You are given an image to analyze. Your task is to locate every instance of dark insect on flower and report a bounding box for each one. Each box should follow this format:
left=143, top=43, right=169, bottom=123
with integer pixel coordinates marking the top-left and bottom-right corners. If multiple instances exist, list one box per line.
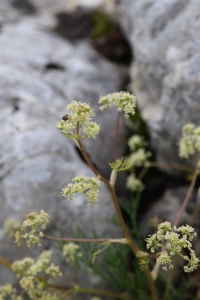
left=62, top=114, right=69, bottom=121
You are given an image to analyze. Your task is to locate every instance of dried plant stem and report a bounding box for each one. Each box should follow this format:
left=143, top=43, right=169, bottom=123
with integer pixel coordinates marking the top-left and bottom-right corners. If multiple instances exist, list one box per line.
left=114, top=111, right=120, bottom=164
left=174, top=160, right=200, bottom=227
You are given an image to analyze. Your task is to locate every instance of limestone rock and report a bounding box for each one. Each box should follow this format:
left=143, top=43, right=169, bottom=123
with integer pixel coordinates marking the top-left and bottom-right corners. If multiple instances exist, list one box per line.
left=118, top=0, right=200, bottom=168
left=139, top=186, right=199, bottom=236
left=0, top=16, right=127, bottom=284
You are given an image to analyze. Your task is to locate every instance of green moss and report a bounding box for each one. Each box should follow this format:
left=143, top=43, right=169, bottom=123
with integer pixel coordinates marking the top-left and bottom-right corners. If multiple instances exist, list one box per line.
left=90, top=11, right=115, bottom=39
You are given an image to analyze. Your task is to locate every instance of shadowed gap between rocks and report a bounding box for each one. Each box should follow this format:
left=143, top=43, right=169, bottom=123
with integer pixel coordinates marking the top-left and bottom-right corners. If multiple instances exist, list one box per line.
left=10, top=0, right=37, bottom=14
left=54, top=9, right=133, bottom=65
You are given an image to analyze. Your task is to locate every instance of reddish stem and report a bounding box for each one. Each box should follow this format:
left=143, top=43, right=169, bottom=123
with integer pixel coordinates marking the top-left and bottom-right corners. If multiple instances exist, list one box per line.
left=189, top=200, right=200, bottom=226
left=174, top=161, right=199, bottom=227
left=0, top=255, right=12, bottom=268
left=137, top=167, right=148, bottom=180
left=77, top=139, right=110, bottom=186
left=114, top=111, right=120, bottom=164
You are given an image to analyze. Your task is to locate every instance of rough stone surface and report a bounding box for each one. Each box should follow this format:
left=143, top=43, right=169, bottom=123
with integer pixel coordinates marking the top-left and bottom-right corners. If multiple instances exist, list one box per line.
left=139, top=186, right=200, bottom=236
left=118, top=0, right=200, bottom=168
left=0, top=13, right=127, bottom=285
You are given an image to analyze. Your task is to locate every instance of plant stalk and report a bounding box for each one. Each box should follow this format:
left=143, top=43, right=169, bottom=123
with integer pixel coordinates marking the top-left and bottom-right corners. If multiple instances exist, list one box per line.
left=77, top=139, right=110, bottom=186
left=43, top=235, right=126, bottom=243
left=145, top=267, right=157, bottom=300
left=189, top=200, right=200, bottom=226
left=109, top=185, right=139, bottom=253
left=77, top=119, right=157, bottom=299
left=0, top=255, right=12, bottom=268
left=114, top=111, right=120, bottom=164
left=174, top=160, right=200, bottom=227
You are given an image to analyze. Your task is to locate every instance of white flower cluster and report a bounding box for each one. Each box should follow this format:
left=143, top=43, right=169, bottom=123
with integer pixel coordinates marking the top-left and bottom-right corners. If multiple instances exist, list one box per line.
left=62, top=175, right=100, bottom=206
left=179, top=123, right=200, bottom=158
left=128, top=135, right=148, bottom=151
left=0, top=284, right=22, bottom=300
left=3, top=218, right=20, bottom=238
left=63, top=243, right=82, bottom=263
left=99, top=91, right=136, bottom=119
left=126, top=135, right=151, bottom=192
left=126, top=174, right=144, bottom=192
left=56, top=101, right=100, bottom=139
left=20, top=276, right=59, bottom=300
left=15, top=210, right=50, bottom=247
left=127, top=148, right=151, bottom=168
left=12, top=251, right=61, bottom=300
left=146, top=222, right=199, bottom=272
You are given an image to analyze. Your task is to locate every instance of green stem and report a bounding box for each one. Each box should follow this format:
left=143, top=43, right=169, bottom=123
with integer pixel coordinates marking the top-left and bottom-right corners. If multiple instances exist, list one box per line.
left=164, top=254, right=179, bottom=295
left=145, top=267, right=157, bottom=300
left=43, top=235, right=125, bottom=243
left=160, top=244, right=187, bottom=261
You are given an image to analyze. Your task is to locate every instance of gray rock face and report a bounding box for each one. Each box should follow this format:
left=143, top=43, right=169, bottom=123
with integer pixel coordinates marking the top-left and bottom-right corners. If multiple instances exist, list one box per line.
left=139, top=186, right=199, bottom=236
left=118, top=0, right=200, bottom=167
left=0, top=14, right=126, bottom=284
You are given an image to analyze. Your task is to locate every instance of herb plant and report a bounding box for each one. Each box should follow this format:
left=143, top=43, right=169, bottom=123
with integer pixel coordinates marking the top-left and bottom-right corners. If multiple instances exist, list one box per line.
left=0, top=92, right=200, bottom=300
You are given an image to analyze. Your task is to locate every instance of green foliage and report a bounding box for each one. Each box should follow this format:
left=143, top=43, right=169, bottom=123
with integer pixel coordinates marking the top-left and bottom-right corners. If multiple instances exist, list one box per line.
left=90, top=11, right=114, bottom=39
left=53, top=223, right=151, bottom=300
left=109, top=157, right=132, bottom=172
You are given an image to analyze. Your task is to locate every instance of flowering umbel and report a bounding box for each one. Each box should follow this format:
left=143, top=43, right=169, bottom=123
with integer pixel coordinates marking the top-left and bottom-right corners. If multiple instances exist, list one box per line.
left=0, top=284, right=22, bottom=300
left=62, top=175, right=100, bottom=206
left=99, top=91, right=136, bottom=119
left=146, top=222, right=199, bottom=272
left=12, top=251, right=61, bottom=300
left=128, top=135, right=148, bottom=151
left=15, top=210, right=50, bottom=247
left=63, top=243, right=82, bottom=262
left=126, top=174, right=144, bottom=192
left=179, top=123, right=200, bottom=158
left=56, top=101, right=100, bottom=139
